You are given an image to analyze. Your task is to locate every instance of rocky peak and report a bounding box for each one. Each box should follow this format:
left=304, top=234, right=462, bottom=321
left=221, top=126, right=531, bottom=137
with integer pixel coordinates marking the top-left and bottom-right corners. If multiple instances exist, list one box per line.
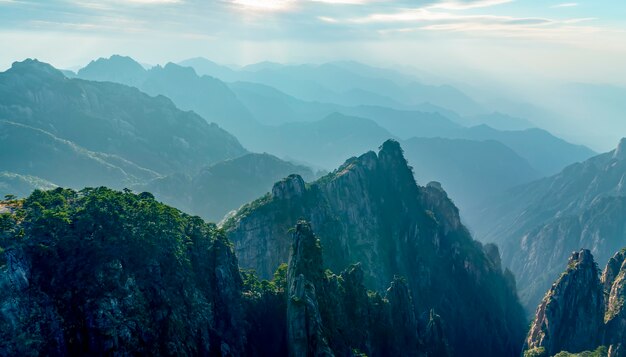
left=614, top=138, right=626, bottom=160
left=288, top=221, right=323, bottom=279
left=602, top=250, right=626, bottom=295
left=272, top=174, right=306, bottom=201
left=525, top=249, right=605, bottom=356
left=604, top=251, right=626, bottom=344
left=378, top=139, right=405, bottom=162
left=426, top=181, right=444, bottom=192
left=423, top=309, right=451, bottom=357
left=8, top=59, right=65, bottom=81
left=77, top=55, right=146, bottom=85
left=385, top=277, right=420, bottom=354
left=569, top=248, right=595, bottom=266
left=286, top=221, right=334, bottom=357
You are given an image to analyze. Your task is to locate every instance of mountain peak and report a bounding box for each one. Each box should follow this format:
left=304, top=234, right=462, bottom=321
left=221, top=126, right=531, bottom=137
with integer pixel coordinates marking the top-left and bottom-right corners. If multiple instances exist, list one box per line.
left=613, top=137, right=626, bottom=160
left=9, top=59, right=65, bottom=80
left=525, top=249, right=604, bottom=356
left=378, top=139, right=404, bottom=158
left=77, top=55, right=146, bottom=84
left=272, top=174, right=306, bottom=200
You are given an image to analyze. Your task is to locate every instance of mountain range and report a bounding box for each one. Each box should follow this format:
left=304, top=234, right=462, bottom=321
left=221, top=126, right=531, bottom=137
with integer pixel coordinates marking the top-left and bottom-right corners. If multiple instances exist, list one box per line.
left=1, top=141, right=527, bottom=356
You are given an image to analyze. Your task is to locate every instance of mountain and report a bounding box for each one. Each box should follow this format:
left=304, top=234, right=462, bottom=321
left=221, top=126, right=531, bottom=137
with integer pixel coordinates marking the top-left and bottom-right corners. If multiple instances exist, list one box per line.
left=0, top=187, right=454, bottom=356
left=224, top=140, right=527, bottom=356
left=524, top=249, right=626, bottom=356
left=284, top=221, right=451, bottom=356
left=0, top=59, right=247, bottom=177
left=0, top=187, right=248, bottom=356
left=251, top=112, right=395, bottom=169
left=0, top=120, right=158, bottom=190
left=0, top=172, right=56, bottom=198
left=460, top=125, right=595, bottom=176
left=472, top=139, right=626, bottom=311
left=462, top=112, right=535, bottom=131
left=78, top=55, right=258, bottom=140
left=141, top=153, right=315, bottom=222
left=228, top=81, right=340, bottom=125
left=402, top=137, right=540, bottom=211
left=230, top=80, right=593, bottom=177
left=178, top=57, right=239, bottom=82
left=182, top=58, right=485, bottom=115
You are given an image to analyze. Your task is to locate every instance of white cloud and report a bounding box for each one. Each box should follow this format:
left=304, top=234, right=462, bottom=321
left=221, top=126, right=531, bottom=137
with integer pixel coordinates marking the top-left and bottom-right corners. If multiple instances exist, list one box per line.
left=230, top=0, right=295, bottom=11
left=429, top=0, right=513, bottom=10
left=552, top=3, right=578, bottom=8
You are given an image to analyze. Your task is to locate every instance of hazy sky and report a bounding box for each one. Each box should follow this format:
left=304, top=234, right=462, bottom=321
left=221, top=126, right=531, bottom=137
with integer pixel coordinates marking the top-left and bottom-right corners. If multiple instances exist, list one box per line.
left=1, top=0, right=625, bottom=150
left=1, top=0, right=625, bottom=85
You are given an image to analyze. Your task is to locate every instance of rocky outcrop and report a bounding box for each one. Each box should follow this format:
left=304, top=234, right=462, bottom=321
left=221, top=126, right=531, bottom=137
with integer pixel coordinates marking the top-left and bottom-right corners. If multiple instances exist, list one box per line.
left=614, top=138, right=626, bottom=160
left=525, top=250, right=604, bottom=356
left=525, top=249, right=626, bottom=356
left=225, top=140, right=527, bottom=356
left=274, top=174, right=307, bottom=201
left=287, top=222, right=334, bottom=357
left=284, top=221, right=450, bottom=357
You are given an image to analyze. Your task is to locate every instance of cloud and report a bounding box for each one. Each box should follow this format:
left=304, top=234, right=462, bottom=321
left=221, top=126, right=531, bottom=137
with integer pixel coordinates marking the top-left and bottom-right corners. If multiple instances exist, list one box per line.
left=552, top=3, right=578, bottom=8
left=429, top=0, right=513, bottom=10
left=230, top=0, right=294, bottom=12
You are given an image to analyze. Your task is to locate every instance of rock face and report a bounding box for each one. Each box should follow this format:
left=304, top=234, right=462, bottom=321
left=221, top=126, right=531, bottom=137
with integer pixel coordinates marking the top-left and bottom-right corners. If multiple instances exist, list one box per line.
left=286, top=222, right=334, bottom=357
left=284, top=221, right=448, bottom=357
left=525, top=249, right=626, bottom=356
left=473, top=138, right=626, bottom=312
left=525, top=250, right=604, bottom=356
left=225, top=140, right=527, bottom=356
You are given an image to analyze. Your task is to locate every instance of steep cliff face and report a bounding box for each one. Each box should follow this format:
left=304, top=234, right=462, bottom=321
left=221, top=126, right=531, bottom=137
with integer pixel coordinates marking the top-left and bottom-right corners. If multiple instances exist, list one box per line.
left=525, top=250, right=604, bottom=356
left=283, top=221, right=448, bottom=357
left=286, top=222, right=334, bottom=357
left=225, top=140, right=527, bottom=356
left=525, top=249, right=626, bottom=357
left=604, top=251, right=626, bottom=348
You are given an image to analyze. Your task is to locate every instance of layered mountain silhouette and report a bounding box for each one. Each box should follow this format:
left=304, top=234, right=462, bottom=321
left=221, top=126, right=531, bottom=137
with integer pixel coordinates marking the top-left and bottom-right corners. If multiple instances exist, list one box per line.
left=78, top=55, right=258, bottom=139
left=0, top=59, right=246, bottom=179
left=181, top=57, right=486, bottom=116
left=141, top=153, right=315, bottom=221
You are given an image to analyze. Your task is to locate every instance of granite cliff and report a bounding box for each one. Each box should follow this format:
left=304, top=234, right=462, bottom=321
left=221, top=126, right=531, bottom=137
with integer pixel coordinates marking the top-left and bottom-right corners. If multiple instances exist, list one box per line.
left=225, top=140, right=527, bottom=356
left=525, top=249, right=626, bottom=357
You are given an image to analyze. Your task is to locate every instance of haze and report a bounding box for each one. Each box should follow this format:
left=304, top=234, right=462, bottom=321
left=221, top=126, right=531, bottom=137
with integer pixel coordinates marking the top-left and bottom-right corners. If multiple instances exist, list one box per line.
left=1, top=0, right=625, bottom=149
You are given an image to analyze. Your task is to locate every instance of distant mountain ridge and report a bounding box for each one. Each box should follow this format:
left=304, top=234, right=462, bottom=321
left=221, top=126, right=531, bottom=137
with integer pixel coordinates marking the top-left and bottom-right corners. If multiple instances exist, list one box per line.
left=1, top=59, right=246, bottom=177
left=141, top=152, right=315, bottom=221
left=78, top=55, right=258, bottom=139
left=472, top=138, right=626, bottom=311
left=181, top=57, right=486, bottom=116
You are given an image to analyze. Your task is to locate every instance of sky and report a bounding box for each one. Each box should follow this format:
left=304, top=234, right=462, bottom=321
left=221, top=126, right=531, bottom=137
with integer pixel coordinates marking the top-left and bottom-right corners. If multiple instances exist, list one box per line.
left=0, top=0, right=624, bottom=84
left=0, top=0, right=625, bottom=149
